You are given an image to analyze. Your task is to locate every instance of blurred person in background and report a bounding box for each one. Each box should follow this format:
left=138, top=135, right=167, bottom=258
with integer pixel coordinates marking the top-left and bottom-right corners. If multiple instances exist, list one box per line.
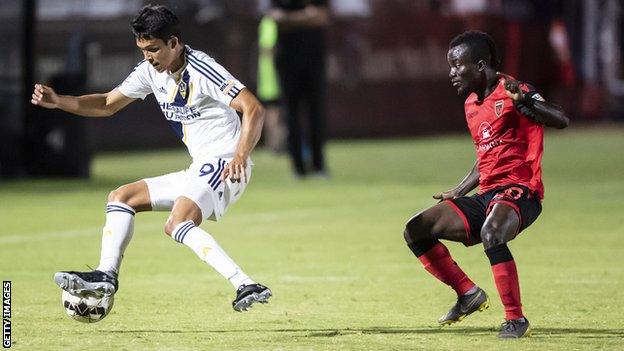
left=270, top=0, right=330, bottom=178
left=257, top=13, right=287, bottom=153
left=32, top=4, right=272, bottom=313
left=402, top=31, right=569, bottom=338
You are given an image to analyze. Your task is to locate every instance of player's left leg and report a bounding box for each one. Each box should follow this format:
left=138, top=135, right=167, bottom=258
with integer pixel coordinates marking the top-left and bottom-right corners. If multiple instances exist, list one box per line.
left=481, top=201, right=533, bottom=338
left=404, top=201, right=489, bottom=325
left=54, top=180, right=152, bottom=297
left=164, top=196, right=271, bottom=312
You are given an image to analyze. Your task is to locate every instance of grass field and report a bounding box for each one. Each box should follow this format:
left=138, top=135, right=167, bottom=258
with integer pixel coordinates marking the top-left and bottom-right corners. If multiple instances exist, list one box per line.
left=1, top=126, right=623, bottom=350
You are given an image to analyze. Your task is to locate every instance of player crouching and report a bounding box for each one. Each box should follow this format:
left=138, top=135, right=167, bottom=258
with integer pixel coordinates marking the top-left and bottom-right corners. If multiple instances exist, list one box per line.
left=34, top=4, right=272, bottom=313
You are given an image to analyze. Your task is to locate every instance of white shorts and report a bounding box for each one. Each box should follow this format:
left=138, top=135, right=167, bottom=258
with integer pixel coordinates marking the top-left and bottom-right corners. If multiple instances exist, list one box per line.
left=143, top=157, right=252, bottom=221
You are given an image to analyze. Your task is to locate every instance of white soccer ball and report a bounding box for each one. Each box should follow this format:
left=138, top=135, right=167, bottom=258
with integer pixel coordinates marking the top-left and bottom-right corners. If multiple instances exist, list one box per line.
left=61, top=290, right=114, bottom=323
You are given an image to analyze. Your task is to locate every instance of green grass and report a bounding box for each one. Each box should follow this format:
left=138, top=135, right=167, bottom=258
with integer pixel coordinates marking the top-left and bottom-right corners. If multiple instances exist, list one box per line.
left=1, top=126, right=623, bottom=350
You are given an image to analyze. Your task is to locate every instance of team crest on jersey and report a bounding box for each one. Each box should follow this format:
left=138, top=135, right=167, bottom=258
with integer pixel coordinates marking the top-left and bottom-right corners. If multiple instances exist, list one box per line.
left=479, top=122, right=493, bottom=140
left=172, top=70, right=192, bottom=107
left=178, top=81, right=188, bottom=99
left=494, top=100, right=504, bottom=117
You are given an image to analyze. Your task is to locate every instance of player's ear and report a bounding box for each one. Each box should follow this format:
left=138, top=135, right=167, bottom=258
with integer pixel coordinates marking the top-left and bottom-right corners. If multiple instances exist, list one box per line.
left=168, top=36, right=178, bottom=48
left=477, top=60, right=486, bottom=72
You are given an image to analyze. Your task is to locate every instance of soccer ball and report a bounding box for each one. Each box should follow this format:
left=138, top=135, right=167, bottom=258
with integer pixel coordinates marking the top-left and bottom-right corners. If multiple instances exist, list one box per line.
left=61, top=290, right=114, bottom=323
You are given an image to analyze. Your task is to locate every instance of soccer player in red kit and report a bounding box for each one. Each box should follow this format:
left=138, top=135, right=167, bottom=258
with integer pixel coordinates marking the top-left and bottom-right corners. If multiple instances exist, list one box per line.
left=403, top=31, right=569, bottom=338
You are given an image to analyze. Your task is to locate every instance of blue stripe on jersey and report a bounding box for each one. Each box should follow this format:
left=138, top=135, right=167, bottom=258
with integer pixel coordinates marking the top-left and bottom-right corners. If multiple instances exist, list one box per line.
left=187, top=55, right=224, bottom=88
left=228, top=87, right=241, bottom=98
left=187, top=60, right=222, bottom=89
left=131, top=59, right=146, bottom=72
left=187, top=53, right=227, bottom=82
left=168, top=120, right=184, bottom=139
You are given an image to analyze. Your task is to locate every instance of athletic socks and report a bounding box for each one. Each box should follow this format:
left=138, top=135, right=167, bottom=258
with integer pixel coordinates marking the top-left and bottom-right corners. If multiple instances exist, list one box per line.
left=485, top=244, right=524, bottom=320
left=96, top=202, right=135, bottom=275
left=172, top=220, right=255, bottom=289
left=408, top=240, right=476, bottom=296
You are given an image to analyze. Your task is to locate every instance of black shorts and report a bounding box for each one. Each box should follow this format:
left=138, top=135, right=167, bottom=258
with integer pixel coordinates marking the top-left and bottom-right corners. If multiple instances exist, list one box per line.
left=445, top=184, right=542, bottom=246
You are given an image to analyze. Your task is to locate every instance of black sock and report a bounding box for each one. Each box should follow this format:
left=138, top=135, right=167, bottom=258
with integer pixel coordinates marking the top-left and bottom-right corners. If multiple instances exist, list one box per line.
left=484, top=244, right=514, bottom=265
left=407, top=239, right=440, bottom=257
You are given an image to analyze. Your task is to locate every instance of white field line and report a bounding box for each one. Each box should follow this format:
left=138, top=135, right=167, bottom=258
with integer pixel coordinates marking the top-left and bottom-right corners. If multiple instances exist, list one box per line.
left=0, top=223, right=164, bottom=245
left=0, top=206, right=343, bottom=245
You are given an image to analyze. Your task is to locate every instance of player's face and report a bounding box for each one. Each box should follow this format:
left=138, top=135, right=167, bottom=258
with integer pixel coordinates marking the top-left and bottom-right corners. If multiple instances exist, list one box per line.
left=447, top=44, right=481, bottom=96
left=136, top=37, right=179, bottom=73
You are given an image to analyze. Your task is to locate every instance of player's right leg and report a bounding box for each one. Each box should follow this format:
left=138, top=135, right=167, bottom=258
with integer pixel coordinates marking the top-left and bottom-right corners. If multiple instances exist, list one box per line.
left=54, top=180, right=152, bottom=297
left=403, top=201, right=489, bottom=325
left=164, top=196, right=272, bottom=312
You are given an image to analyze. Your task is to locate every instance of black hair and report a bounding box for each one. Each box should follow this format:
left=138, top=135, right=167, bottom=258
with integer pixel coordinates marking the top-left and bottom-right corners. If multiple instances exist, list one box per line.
left=449, top=30, right=500, bottom=68
left=131, top=4, right=181, bottom=42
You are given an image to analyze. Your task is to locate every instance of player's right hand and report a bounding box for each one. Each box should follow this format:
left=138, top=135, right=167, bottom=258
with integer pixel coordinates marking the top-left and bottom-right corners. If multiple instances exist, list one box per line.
left=31, top=84, right=59, bottom=109
left=433, top=189, right=461, bottom=202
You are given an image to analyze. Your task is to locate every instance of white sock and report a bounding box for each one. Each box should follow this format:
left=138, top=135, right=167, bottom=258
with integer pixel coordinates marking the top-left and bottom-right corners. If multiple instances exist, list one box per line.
left=96, top=202, right=135, bottom=275
left=172, top=220, right=255, bottom=289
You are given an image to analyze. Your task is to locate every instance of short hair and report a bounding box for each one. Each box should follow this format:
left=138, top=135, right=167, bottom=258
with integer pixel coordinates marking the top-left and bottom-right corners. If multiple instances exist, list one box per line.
left=131, top=4, right=181, bottom=42
left=449, top=31, right=500, bottom=68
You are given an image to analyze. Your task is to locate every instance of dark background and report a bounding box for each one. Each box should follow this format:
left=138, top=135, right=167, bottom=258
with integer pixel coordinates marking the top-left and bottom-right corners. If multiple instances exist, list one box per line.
left=1, top=0, right=622, bottom=177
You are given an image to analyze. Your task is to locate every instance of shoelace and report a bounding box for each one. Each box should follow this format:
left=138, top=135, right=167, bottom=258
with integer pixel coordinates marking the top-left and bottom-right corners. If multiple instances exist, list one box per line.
left=501, top=320, right=518, bottom=331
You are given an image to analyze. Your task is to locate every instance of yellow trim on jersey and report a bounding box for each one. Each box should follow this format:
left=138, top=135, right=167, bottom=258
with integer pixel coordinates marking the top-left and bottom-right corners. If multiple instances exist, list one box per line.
left=187, top=82, right=195, bottom=105
left=182, top=123, right=188, bottom=144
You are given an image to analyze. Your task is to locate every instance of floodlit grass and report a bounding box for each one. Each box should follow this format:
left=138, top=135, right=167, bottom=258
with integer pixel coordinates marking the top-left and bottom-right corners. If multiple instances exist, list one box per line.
left=1, top=126, right=623, bottom=350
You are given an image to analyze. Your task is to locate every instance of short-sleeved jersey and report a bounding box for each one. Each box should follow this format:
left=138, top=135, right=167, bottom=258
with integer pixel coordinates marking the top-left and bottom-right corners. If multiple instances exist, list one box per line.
left=117, top=46, right=246, bottom=160
left=464, top=75, right=545, bottom=199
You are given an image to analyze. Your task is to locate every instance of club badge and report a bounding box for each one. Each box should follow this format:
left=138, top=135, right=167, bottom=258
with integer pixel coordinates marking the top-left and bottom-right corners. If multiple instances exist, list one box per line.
left=495, top=100, right=504, bottom=117
left=178, top=81, right=187, bottom=99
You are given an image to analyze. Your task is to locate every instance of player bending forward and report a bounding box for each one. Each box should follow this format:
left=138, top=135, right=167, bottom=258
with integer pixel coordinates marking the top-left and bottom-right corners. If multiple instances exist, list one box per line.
left=32, top=5, right=271, bottom=312
left=403, top=31, right=569, bottom=338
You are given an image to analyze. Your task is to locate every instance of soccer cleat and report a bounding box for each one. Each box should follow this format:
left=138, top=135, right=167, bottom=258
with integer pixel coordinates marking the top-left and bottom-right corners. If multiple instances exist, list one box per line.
left=438, top=287, right=489, bottom=325
left=54, top=270, right=118, bottom=298
left=232, top=283, right=272, bottom=312
left=498, top=318, right=531, bottom=338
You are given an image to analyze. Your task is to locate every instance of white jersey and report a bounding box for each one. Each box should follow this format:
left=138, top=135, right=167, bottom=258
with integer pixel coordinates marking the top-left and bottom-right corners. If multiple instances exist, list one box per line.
left=117, top=45, right=246, bottom=160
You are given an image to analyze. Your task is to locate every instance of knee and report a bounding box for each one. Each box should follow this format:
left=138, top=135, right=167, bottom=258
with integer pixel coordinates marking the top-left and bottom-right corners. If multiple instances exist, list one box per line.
left=164, top=214, right=200, bottom=237
left=404, top=213, right=429, bottom=244
left=164, top=216, right=181, bottom=237
left=108, top=186, right=132, bottom=204
left=480, top=222, right=505, bottom=248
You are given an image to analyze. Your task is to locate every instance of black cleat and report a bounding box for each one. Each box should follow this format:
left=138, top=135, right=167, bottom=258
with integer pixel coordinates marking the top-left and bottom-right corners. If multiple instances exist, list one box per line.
left=54, top=270, right=118, bottom=298
left=232, top=283, right=272, bottom=312
left=498, top=318, right=531, bottom=338
left=438, top=287, right=489, bottom=325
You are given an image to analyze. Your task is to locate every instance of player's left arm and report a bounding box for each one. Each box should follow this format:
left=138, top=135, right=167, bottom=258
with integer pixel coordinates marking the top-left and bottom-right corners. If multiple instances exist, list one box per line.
left=504, top=79, right=570, bottom=129
left=221, top=88, right=266, bottom=183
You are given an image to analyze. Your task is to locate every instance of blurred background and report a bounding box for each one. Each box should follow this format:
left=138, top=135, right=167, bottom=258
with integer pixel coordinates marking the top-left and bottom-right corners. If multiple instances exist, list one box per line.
left=1, top=0, right=623, bottom=178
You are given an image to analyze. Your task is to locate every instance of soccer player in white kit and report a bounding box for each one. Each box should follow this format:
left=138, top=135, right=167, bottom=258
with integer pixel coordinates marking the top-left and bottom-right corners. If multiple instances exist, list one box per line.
left=31, top=4, right=271, bottom=312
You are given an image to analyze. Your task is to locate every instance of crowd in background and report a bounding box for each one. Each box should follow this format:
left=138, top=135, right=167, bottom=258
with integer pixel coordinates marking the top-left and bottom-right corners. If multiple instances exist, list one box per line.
left=0, top=0, right=622, bottom=177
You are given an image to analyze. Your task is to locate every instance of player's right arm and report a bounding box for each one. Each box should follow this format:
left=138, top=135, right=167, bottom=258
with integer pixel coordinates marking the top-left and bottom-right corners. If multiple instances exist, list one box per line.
left=433, top=160, right=480, bottom=201
left=31, top=84, right=135, bottom=117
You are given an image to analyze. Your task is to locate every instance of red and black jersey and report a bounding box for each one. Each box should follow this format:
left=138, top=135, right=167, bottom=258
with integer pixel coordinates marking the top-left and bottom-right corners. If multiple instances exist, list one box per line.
left=463, top=74, right=545, bottom=199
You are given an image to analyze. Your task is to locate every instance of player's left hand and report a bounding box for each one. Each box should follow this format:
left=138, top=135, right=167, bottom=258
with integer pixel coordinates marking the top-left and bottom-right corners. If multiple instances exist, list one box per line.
left=504, top=79, right=525, bottom=102
left=221, top=155, right=247, bottom=183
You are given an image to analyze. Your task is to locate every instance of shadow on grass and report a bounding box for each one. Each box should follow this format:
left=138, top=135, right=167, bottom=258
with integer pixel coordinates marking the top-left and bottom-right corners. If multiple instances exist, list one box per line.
left=101, top=326, right=624, bottom=338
